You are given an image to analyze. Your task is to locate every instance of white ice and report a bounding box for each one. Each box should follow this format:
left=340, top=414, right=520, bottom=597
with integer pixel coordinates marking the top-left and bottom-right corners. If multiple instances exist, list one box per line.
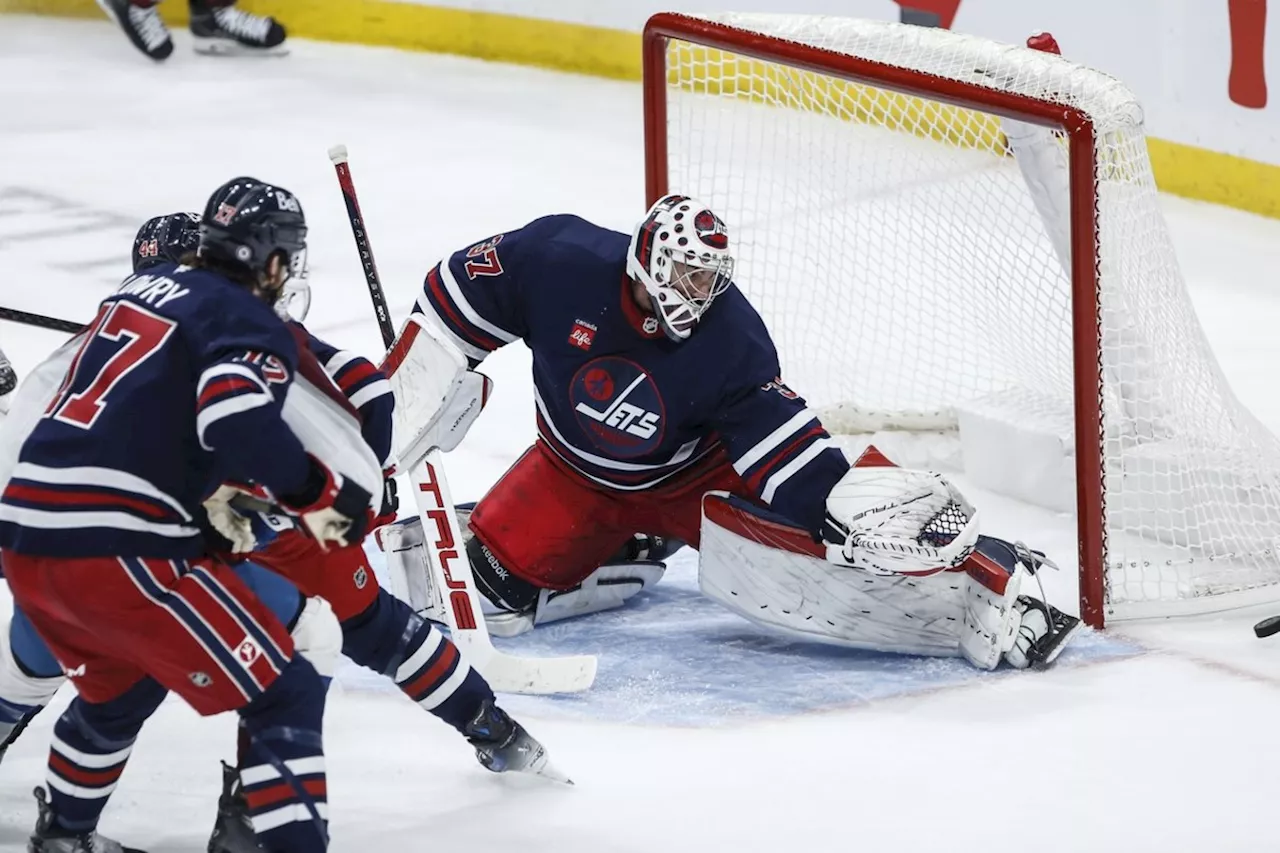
left=2, top=16, right=1280, bottom=852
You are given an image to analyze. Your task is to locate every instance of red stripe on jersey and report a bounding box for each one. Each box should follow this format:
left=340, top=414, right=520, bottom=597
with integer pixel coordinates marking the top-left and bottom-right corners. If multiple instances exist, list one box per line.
left=745, top=424, right=826, bottom=493
left=403, top=640, right=459, bottom=700
left=335, top=359, right=378, bottom=394
left=48, top=754, right=125, bottom=788
left=427, top=266, right=502, bottom=352
left=3, top=482, right=171, bottom=520
left=197, top=376, right=262, bottom=409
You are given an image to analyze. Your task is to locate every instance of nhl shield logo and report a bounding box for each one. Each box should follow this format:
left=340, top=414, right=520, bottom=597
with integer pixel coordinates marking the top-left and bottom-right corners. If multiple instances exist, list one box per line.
left=354, top=566, right=368, bottom=589
left=189, top=671, right=213, bottom=688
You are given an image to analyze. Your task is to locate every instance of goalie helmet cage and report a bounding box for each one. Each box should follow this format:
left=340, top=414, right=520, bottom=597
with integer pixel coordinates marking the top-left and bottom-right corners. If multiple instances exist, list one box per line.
left=642, top=12, right=1280, bottom=628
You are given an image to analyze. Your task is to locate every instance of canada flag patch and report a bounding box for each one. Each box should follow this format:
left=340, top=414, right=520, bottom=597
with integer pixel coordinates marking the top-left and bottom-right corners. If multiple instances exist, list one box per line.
left=569, top=319, right=597, bottom=351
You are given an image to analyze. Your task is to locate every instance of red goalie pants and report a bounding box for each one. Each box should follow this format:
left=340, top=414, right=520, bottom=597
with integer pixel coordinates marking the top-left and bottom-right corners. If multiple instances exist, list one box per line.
left=468, top=440, right=756, bottom=590
left=251, top=531, right=380, bottom=622
left=1, top=551, right=295, bottom=714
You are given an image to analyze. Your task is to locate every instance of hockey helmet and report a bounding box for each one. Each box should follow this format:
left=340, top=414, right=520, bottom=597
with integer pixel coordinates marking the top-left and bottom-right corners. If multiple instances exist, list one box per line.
left=626, top=194, right=734, bottom=341
left=198, top=176, right=309, bottom=295
left=134, top=207, right=310, bottom=321
left=132, top=211, right=201, bottom=273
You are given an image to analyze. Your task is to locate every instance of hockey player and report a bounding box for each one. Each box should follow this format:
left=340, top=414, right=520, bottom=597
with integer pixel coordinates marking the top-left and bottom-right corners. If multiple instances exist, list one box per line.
left=125, top=212, right=566, bottom=847
left=95, top=0, right=287, bottom=61
left=386, top=195, right=1080, bottom=670
left=0, top=177, right=359, bottom=853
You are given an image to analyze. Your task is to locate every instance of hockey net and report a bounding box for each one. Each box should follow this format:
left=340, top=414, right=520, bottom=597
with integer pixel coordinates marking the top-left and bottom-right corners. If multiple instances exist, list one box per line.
left=643, top=12, right=1280, bottom=626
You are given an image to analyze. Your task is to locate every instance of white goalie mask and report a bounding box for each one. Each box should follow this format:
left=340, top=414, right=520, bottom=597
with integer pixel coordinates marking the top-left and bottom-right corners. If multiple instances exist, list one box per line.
left=626, top=194, right=735, bottom=341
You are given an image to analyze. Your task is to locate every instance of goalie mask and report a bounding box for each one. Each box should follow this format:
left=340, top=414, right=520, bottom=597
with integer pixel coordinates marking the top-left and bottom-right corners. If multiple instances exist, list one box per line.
left=626, top=194, right=735, bottom=341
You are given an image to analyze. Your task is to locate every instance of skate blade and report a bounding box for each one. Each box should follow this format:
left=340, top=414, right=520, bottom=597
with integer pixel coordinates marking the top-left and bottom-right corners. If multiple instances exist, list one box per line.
left=527, top=754, right=574, bottom=786
left=192, top=38, right=289, bottom=57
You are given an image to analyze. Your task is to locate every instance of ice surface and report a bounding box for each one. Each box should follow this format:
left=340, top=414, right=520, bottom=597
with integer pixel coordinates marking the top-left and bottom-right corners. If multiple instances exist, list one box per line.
left=3, top=16, right=1280, bottom=852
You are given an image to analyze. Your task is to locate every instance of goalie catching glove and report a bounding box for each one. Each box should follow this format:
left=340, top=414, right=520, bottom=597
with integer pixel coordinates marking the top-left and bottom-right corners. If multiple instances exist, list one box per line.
left=821, top=464, right=981, bottom=575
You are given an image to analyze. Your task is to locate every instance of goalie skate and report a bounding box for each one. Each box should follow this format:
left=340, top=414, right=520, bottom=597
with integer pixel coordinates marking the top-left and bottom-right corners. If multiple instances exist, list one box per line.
left=487, top=560, right=668, bottom=638
left=1005, top=597, right=1081, bottom=670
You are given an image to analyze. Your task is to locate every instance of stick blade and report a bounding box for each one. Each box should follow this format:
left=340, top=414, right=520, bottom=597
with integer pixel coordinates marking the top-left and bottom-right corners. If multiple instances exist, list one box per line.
left=327, top=143, right=349, bottom=165
left=482, top=649, right=598, bottom=695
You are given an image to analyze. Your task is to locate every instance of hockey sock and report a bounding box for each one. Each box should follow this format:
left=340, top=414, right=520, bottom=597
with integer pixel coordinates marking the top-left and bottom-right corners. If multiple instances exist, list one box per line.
left=43, top=678, right=167, bottom=834
left=237, top=656, right=328, bottom=852
left=341, top=589, right=494, bottom=733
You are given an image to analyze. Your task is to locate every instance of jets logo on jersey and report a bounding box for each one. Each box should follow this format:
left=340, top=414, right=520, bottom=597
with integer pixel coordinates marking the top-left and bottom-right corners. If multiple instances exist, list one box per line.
left=571, top=357, right=665, bottom=456
left=694, top=209, right=728, bottom=250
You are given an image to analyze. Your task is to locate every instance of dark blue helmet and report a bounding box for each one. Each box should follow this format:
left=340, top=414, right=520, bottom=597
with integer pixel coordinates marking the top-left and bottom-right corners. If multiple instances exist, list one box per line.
left=132, top=211, right=201, bottom=273
left=198, top=176, right=307, bottom=284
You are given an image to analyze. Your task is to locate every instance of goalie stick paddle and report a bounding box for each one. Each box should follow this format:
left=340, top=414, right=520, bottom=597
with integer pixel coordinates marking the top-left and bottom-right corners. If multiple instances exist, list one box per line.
left=0, top=306, right=84, bottom=335
left=326, top=144, right=597, bottom=695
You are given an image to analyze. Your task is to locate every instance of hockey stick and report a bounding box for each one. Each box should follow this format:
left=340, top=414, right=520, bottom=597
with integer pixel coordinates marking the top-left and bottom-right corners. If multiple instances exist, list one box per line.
left=328, top=145, right=395, bottom=349
left=326, top=144, right=597, bottom=694
left=0, top=306, right=84, bottom=334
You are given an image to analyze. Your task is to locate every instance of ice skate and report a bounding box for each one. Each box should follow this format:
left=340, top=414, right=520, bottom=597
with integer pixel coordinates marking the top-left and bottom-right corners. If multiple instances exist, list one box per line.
left=94, top=0, right=173, bottom=61
left=206, top=762, right=264, bottom=853
left=465, top=698, right=571, bottom=784
left=189, top=2, right=287, bottom=56
left=28, top=786, right=146, bottom=853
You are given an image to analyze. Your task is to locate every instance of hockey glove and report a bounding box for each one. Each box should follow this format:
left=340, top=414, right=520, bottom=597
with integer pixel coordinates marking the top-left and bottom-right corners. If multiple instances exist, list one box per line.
left=374, top=468, right=399, bottom=530
left=280, top=454, right=374, bottom=548
left=201, top=485, right=257, bottom=553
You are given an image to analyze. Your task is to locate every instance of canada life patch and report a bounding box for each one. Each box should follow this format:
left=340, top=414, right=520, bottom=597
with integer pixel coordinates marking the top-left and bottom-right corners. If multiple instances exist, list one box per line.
left=570, top=356, right=665, bottom=457
left=569, top=319, right=597, bottom=351
left=693, top=209, right=728, bottom=250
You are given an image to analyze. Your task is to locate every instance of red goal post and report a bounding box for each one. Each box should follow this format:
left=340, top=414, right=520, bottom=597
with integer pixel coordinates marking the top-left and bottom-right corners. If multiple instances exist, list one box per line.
left=641, top=12, right=1280, bottom=628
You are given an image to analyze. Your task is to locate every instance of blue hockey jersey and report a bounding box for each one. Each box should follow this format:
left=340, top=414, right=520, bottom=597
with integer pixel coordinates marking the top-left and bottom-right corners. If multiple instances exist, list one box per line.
left=413, top=214, right=850, bottom=534
left=0, top=262, right=313, bottom=559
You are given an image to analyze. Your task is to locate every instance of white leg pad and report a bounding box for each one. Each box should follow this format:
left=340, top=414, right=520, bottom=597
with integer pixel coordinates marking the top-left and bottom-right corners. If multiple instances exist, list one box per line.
left=0, top=621, right=65, bottom=708
left=958, top=565, right=1027, bottom=671
left=699, top=499, right=967, bottom=656
left=290, top=596, right=342, bottom=679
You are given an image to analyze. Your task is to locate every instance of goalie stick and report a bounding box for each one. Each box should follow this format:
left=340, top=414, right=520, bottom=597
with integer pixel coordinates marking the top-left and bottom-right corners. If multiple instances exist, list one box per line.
left=327, top=144, right=597, bottom=694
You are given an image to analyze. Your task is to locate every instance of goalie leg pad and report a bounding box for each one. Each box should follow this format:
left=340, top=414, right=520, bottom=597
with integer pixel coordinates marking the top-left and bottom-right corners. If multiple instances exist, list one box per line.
left=699, top=494, right=967, bottom=656
left=341, top=589, right=494, bottom=733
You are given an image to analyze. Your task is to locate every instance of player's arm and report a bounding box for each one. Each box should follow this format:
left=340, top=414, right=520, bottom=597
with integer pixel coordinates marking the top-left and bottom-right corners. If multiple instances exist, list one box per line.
left=411, top=227, right=530, bottom=367
left=196, top=337, right=371, bottom=548
left=715, top=375, right=850, bottom=535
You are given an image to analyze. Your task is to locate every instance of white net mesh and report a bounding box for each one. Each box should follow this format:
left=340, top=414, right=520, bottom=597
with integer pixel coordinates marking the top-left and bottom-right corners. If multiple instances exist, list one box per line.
left=654, top=13, right=1280, bottom=619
